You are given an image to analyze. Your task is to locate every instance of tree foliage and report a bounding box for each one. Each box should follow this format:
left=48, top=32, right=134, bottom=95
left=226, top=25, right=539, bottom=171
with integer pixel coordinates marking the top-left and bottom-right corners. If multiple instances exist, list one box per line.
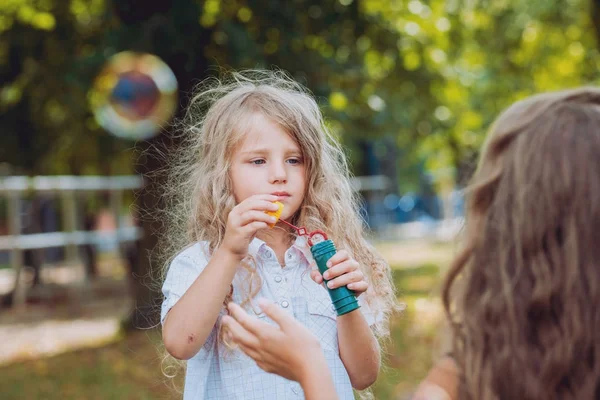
left=2, top=0, right=600, bottom=326
left=3, top=0, right=599, bottom=187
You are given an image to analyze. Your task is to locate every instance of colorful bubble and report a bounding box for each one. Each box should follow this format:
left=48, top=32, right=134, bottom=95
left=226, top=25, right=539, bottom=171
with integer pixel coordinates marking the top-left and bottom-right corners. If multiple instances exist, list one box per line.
left=90, top=51, right=178, bottom=140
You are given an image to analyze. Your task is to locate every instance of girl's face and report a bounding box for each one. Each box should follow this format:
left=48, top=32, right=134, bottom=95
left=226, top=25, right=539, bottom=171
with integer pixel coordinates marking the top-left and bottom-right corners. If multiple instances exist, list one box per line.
left=229, top=113, right=307, bottom=220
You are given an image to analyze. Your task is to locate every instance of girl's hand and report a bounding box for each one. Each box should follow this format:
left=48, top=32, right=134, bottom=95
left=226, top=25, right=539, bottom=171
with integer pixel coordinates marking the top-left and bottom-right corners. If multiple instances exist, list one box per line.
left=310, top=250, right=368, bottom=296
left=221, top=194, right=280, bottom=259
left=222, top=299, right=325, bottom=383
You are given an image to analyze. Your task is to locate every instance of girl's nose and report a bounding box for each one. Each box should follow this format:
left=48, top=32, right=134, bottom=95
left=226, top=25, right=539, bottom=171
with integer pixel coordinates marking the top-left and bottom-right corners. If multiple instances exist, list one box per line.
left=269, top=162, right=287, bottom=184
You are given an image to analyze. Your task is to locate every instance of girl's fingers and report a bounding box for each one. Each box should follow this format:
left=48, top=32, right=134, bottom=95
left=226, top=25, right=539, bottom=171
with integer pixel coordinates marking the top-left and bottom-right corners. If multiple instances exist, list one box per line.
left=310, top=269, right=323, bottom=284
left=325, top=249, right=349, bottom=268
left=322, top=259, right=359, bottom=280
left=238, top=210, right=277, bottom=227
left=243, top=221, right=270, bottom=236
left=326, top=270, right=365, bottom=290
left=237, top=196, right=280, bottom=213
left=222, top=315, right=260, bottom=349
left=237, top=342, right=264, bottom=363
left=256, top=298, right=296, bottom=331
left=255, top=359, right=277, bottom=375
left=228, top=303, right=266, bottom=336
left=347, top=281, right=369, bottom=294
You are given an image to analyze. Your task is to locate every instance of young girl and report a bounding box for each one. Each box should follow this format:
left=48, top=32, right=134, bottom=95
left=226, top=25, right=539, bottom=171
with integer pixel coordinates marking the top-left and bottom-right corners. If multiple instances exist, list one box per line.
left=224, top=86, right=600, bottom=400
left=159, top=70, right=396, bottom=399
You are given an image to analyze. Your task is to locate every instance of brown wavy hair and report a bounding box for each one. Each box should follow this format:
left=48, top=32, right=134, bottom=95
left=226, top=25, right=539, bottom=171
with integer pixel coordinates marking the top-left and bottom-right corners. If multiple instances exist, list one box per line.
left=442, top=87, right=600, bottom=399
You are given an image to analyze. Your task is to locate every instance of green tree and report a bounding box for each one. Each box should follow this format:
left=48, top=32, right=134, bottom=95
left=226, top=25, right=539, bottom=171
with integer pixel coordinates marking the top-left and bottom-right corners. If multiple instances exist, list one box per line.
left=3, top=0, right=600, bottom=327
left=365, top=0, right=600, bottom=188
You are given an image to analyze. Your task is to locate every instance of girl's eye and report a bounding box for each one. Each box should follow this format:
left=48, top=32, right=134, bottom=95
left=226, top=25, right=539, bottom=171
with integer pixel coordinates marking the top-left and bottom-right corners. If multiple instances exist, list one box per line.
left=251, top=159, right=266, bottom=165
left=287, top=158, right=302, bottom=165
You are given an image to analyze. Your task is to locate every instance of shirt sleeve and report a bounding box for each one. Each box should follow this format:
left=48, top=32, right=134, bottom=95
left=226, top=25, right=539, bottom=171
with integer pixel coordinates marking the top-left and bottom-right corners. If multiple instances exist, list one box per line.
left=160, top=243, right=210, bottom=325
left=358, top=294, right=384, bottom=327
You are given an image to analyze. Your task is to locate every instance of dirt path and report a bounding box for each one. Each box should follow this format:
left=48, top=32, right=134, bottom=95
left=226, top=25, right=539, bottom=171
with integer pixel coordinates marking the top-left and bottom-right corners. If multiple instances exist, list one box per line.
left=0, top=279, right=132, bottom=366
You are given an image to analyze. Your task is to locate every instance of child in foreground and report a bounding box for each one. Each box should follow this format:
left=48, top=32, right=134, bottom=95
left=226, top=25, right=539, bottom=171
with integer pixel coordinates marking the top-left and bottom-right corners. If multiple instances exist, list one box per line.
left=159, top=70, right=396, bottom=399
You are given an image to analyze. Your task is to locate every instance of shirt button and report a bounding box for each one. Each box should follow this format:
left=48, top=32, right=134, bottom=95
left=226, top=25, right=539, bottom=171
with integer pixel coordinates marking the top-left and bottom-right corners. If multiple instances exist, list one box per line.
left=281, top=300, right=290, bottom=308
left=274, top=276, right=282, bottom=283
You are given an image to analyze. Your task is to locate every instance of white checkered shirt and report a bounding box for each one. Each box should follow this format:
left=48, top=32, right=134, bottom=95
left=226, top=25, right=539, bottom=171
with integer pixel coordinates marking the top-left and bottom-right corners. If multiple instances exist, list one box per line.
left=161, top=236, right=380, bottom=400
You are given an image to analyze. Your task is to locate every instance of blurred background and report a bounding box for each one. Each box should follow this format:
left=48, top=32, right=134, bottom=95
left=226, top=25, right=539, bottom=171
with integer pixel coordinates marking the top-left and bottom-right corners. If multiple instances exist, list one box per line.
left=1, top=0, right=600, bottom=398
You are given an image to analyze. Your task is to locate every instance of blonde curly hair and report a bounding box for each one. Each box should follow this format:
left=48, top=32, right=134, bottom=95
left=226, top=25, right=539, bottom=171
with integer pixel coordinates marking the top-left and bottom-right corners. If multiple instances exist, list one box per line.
left=156, top=70, right=398, bottom=397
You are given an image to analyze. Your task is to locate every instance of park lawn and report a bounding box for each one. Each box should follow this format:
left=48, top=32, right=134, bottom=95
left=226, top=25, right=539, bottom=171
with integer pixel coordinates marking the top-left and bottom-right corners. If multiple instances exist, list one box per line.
left=0, top=259, right=448, bottom=399
left=0, top=327, right=183, bottom=400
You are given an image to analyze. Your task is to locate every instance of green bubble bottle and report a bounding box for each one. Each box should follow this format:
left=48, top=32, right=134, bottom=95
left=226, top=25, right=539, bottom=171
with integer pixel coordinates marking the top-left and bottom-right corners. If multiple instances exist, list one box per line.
left=308, top=232, right=360, bottom=316
left=274, top=206, right=360, bottom=316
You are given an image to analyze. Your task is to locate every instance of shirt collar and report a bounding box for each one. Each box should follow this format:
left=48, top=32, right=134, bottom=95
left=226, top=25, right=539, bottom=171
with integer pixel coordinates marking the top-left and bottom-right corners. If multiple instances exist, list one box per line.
left=247, top=235, right=313, bottom=264
left=248, top=236, right=266, bottom=257
left=290, top=235, right=313, bottom=264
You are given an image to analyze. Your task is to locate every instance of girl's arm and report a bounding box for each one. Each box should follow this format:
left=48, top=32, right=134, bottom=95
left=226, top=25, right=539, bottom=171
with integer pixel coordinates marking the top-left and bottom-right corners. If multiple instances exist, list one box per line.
left=310, top=249, right=380, bottom=389
left=162, top=194, right=280, bottom=360
left=162, top=246, right=242, bottom=360
left=337, top=310, right=381, bottom=390
left=298, top=356, right=338, bottom=400
left=223, top=299, right=339, bottom=400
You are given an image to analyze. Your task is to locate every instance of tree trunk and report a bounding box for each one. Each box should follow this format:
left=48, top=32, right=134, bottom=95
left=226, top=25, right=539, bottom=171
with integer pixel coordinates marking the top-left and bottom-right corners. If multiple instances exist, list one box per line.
left=593, top=0, right=600, bottom=44
left=118, top=0, right=212, bottom=330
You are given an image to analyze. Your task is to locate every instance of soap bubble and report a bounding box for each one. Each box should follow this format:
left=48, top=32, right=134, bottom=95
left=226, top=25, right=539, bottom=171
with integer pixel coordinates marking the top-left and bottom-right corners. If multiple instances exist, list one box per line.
left=90, top=51, right=178, bottom=140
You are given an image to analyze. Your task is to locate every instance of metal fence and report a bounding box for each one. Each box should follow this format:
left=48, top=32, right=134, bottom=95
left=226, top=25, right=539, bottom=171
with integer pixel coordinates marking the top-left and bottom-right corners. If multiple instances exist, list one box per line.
left=0, top=174, right=393, bottom=309
left=0, top=175, right=143, bottom=308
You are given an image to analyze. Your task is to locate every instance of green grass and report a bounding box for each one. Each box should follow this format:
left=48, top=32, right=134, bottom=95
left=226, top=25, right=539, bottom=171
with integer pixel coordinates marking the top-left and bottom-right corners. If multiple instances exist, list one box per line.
left=0, top=262, right=446, bottom=399
left=0, top=329, right=184, bottom=400
left=371, top=264, right=444, bottom=399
